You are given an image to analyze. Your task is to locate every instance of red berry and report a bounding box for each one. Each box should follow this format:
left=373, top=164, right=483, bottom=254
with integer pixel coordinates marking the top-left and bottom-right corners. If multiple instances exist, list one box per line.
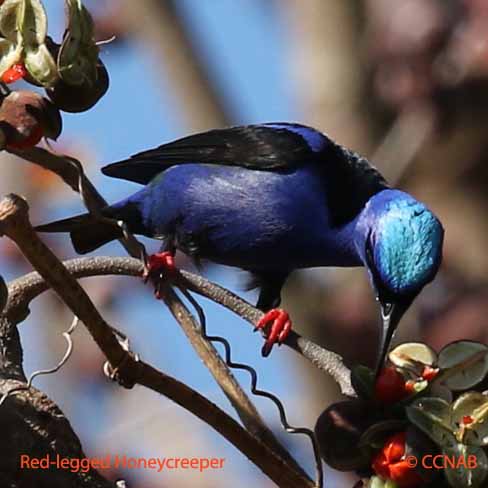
left=372, top=432, right=424, bottom=488
left=375, top=366, right=408, bottom=404
left=404, top=380, right=417, bottom=394
left=421, top=366, right=439, bottom=381
left=463, top=415, right=474, bottom=425
left=1, top=63, right=27, bottom=84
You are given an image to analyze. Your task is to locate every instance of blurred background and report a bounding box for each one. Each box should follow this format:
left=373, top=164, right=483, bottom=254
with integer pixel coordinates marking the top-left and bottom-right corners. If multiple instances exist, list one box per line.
left=1, top=0, right=488, bottom=486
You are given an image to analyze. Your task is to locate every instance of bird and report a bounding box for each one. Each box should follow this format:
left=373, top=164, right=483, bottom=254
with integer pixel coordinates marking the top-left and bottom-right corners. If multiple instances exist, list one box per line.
left=36, top=123, right=444, bottom=371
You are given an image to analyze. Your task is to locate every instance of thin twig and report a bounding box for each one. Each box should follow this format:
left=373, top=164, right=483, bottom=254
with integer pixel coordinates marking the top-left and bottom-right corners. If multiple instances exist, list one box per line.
left=137, top=361, right=315, bottom=488
left=8, top=146, right=142, bottom=257
left=0, top=316, right=79, bottom=406
left=157, top=282, right=311, bottom=478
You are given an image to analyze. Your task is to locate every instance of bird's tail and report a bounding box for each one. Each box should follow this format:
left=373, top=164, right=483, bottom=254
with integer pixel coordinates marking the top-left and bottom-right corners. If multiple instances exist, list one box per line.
left=35, top=213, right=122, bottom=254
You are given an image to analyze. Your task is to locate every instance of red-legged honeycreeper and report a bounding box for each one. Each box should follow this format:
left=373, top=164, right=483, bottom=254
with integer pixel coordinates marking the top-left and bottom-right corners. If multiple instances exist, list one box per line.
left=36, top=123, right=444, bottom=370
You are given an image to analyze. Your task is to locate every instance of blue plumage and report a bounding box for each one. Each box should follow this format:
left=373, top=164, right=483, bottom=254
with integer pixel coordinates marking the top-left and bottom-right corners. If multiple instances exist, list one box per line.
left=36, top=123, right=444, bottom=367
left=119, top=162, right=360, bottom=270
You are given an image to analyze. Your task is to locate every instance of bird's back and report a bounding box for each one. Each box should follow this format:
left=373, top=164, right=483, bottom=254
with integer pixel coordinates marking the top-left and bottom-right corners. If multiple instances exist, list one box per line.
left=104, top=123, right=388, bottom=270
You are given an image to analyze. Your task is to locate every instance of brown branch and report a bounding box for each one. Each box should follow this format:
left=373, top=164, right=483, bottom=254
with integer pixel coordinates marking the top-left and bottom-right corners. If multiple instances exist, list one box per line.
left=177, top=271, right=355, bottom=397
left=6, top=256, right=354, bottom=396
left=0, top=313, right=312, bottom=488
left=158, top=284, right=309, bottom=475
left=137, top=362, right=314, bottom=488
left=0, top=195, right=315, bottom=487
left=7, top=147, right=142, bottom=257
left=0, top=318, right=117, bottom=487
left=0, top=195, right=130, bottom=377
left=7, top=147, right=299, bottom=471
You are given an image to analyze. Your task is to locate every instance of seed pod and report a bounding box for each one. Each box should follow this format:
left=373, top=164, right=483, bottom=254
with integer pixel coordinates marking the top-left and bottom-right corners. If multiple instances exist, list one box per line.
left=46, top=58, right=109, bottom=113
left=0, top=90, right=62, bottom=149
left=0, top=0, right=58, bottom=87
left=315, top=399, right=381, bottom=471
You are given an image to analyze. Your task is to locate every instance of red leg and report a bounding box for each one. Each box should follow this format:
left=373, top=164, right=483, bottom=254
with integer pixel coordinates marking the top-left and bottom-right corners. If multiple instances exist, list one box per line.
left=142, top=252, right=178, bottom=298
left=255, top=308, right=292, bottom=357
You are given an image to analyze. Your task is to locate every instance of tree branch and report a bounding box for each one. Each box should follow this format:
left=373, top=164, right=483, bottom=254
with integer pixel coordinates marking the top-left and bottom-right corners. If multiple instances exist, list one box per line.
left=0, top=195, right=131, bottom=378
left=0, top=312, right=312, bottom=488
left=6, top=256, right=354, bottom=396
left=0, top=309, right=116, bottom=486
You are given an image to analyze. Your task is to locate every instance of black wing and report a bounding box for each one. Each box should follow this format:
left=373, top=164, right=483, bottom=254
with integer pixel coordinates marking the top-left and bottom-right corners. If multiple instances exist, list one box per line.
left=102, top=123, right=331, bottom=184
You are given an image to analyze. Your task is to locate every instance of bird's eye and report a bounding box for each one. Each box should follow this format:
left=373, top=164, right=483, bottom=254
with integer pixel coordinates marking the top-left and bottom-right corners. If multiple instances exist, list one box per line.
left=365, top=231, right=385, bottom=300
left=365, top=231, right=374, bottom=268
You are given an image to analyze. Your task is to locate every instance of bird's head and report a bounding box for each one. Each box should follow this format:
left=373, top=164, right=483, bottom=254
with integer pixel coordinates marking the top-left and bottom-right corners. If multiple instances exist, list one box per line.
left=356, top=190, right=444, bottom=374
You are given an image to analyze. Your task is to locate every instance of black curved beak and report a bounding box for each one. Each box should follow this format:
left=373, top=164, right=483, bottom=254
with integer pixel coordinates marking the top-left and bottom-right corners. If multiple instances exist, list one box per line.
left=374, top=299, right=412, bottom=378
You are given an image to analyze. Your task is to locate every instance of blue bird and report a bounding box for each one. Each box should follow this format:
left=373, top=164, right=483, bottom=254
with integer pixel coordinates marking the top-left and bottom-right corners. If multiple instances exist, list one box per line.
left=36, top=123, right=444, bottom=370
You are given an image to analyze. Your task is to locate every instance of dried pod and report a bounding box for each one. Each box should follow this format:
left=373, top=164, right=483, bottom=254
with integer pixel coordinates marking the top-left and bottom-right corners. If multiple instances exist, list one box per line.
left=0, top=90, right=62, bottom=149
left=46, top=58, right=109, bottom=112
left=315, top=400, right=381, bottom=471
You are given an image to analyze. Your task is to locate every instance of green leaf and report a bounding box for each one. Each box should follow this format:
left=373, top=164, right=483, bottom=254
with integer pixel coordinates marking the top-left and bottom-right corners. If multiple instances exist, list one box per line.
left=429, top=382, right=453, bottom=404
left=443, top=444, right=488, bottom=488
left=406, top=398, right=456, bottom=448
left=389, top=342, right=437, bottom=371
left=438, top=341, right=488, bottom=391
left=411, top=397, right=451, bottom=422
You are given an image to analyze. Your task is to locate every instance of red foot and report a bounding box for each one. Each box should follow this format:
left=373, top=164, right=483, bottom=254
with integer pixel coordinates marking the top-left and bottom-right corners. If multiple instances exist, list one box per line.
left=255, top=308, right=292, bottom=357
left=143, top=252, right=178, bottom=298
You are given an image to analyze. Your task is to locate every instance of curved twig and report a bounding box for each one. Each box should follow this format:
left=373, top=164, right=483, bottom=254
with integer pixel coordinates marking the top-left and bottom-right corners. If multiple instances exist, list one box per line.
left=0, top=316, right=79, bottom=406
left=179, top=286, right=324, bottom=488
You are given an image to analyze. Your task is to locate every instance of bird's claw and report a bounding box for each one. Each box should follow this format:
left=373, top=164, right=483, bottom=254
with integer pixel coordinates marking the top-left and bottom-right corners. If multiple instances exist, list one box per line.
left=142, top=252, right=178, bottom=298
left=255, top=308, right=292, bottom=357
